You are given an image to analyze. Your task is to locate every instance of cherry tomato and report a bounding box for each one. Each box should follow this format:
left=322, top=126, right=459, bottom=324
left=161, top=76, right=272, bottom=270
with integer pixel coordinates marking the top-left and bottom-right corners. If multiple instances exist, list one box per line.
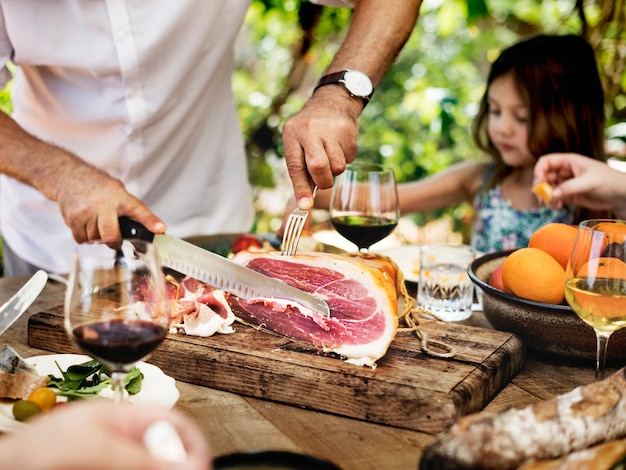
left=232, top=234, right=263, bottom=254
left=27, top=387, right=57, bottom=412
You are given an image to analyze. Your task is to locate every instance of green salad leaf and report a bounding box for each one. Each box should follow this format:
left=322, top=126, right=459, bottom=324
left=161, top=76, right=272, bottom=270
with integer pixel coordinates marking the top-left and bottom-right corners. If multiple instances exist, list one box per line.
left=46, top=359, right=143, bottom=400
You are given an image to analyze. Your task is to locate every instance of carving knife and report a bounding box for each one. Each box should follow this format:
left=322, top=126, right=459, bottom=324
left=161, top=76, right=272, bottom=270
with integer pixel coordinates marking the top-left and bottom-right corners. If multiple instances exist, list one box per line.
left=0, top=270, right=48, bottom=336
left=119, top=217, right=330, bottom=317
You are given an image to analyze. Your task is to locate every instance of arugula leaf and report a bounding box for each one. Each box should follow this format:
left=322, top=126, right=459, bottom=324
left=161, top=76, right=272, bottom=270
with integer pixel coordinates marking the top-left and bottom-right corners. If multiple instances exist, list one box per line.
left=124, top=367, right=143, bottom=395
left=46, top=359, right=143, bottom=399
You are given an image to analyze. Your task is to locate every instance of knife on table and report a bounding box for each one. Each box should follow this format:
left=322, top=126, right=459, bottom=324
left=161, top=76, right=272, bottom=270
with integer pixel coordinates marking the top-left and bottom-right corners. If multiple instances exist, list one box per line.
left=0, top=270, right=48, bottom=336
left=118, top=217, right=330, bottom=317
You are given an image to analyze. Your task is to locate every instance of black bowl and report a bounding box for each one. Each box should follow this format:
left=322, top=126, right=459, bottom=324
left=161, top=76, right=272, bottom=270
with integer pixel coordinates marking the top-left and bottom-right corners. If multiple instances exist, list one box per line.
left=469, top=250, right=626, bottom=363
left=213, top=450, right=341, bottom=470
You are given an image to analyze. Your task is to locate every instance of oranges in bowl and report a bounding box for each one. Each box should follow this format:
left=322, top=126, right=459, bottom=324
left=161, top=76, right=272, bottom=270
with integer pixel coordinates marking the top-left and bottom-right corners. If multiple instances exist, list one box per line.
left=469, top=250, right=626, bottom=362
left=486, top=222, right=577, bottom=305
left=468, top=221, right=626, bottom=361
left=501, top=247, right=566, bottom=305
left=528, top=222, right=578, bottom=270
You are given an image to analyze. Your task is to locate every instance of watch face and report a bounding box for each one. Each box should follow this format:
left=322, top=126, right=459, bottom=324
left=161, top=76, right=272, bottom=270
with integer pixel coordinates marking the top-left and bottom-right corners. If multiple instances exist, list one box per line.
left=343, top=70, right=373, bottom=97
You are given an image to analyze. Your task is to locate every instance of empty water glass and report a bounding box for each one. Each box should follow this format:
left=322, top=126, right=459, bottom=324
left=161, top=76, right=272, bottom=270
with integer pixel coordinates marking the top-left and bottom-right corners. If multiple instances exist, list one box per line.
left=418, top=244, right=476, bottom=322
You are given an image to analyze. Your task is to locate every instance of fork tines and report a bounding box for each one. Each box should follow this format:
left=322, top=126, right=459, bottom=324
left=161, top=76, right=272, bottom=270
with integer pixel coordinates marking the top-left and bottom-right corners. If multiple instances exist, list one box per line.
left=281, top=209, right=309, bottom=256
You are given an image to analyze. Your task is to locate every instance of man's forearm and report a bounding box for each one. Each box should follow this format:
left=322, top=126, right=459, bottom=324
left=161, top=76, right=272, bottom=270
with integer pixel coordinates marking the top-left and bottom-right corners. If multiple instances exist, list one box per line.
left=0, top=111, right=90, bottom=203
left=324, top=0, right=422, bottom=84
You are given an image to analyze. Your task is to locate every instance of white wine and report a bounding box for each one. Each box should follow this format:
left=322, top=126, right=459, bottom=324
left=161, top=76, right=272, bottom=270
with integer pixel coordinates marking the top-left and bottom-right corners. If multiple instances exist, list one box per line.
left=564, top=277, right=626, bottom=332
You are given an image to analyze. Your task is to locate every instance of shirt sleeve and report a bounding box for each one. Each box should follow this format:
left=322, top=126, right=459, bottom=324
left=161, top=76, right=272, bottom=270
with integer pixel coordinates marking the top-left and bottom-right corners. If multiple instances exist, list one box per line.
left=308, top=0, right=354, bottom=7
left=0, top=7, right=13, bottom=88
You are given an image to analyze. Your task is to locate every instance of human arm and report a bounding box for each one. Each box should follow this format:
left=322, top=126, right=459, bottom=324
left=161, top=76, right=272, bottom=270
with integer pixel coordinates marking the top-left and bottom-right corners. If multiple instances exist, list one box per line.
left=0, top=112, right=166, bottom=242
left=281, top=0, right=422, bottom=210
left=396, top=161, right=486, bottom=215
left=0, top=401, right=211, bottom=470
left=533, top=153, right=626, bottom=219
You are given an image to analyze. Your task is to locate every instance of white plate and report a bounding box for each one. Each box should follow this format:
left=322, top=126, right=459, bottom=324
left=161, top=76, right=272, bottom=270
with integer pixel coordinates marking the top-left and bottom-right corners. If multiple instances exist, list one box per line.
left=0, top=354, right=179, bottom=432
left=375, top=245, right=421, bottom=284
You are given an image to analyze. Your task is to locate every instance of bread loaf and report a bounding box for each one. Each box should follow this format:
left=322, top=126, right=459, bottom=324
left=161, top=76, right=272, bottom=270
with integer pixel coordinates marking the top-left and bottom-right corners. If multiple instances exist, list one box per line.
left=519, top=438, right=626, bottom=469
left=420, top=367, right=626, bottom=470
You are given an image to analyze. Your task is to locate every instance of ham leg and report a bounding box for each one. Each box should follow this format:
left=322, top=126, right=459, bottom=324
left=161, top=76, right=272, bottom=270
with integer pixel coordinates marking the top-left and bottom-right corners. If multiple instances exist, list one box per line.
left=229, top=251, right=400, bottom=367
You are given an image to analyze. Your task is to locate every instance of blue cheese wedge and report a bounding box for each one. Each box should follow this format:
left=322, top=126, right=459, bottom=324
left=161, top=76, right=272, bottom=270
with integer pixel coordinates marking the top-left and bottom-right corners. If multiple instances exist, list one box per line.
left=0, top=344, right=49, bottom=399
left=0, top=344, right=38, bottom=374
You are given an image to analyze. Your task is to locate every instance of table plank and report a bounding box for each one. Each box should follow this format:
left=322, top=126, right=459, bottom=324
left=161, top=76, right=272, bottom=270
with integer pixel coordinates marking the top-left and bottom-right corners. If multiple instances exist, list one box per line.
left=0, top=276, right=604, bottom=470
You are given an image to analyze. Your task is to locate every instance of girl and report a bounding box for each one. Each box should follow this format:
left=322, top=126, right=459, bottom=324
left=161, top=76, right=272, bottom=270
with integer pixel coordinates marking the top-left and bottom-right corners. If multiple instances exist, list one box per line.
left=397, top=34, right=606, bottom=253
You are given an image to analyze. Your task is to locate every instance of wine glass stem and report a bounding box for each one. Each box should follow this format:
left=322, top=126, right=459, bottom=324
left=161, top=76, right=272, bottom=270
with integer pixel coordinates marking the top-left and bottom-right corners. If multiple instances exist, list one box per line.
left=595, top=330, right=612, bottom=382
left=359, top=247, right=369, bottom=254
left=112, top=371, right=126, bottom=404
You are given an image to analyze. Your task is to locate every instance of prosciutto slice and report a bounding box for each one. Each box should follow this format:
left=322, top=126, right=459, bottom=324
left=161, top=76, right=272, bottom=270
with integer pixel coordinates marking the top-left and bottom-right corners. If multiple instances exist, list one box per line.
left=165, top=275, right=235, bottom=337
left=229, top=251, right=400, bottom=367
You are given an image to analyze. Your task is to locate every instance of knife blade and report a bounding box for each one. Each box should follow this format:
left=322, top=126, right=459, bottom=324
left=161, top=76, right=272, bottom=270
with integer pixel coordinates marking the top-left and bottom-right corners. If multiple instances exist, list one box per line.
left=119, top=217, right=330, bottom=317
left=0, top=270, right=48, bottom=336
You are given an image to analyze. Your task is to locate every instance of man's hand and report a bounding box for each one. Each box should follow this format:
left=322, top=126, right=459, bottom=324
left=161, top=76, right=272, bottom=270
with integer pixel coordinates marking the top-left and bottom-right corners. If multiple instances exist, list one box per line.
left=282, top=90, right=360, bottom=211
left=55, top=162, right=166, bottom=243
left=0, top=112, right=167, bottom=243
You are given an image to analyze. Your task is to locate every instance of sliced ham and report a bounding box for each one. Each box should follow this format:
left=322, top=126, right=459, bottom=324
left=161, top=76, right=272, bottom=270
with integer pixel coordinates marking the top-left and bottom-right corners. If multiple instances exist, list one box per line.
left=164, top=275, right=235, bottom=337
left=228, top=251, right=400, bottom=367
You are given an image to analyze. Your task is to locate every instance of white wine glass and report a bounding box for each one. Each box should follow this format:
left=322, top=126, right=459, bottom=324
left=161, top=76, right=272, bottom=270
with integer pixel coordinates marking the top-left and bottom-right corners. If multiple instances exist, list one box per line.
left=64, top=239, right=170, bottom=403
left=329, top=162, right=399, bottom=253
left=564, top=219, right=626, bottom=381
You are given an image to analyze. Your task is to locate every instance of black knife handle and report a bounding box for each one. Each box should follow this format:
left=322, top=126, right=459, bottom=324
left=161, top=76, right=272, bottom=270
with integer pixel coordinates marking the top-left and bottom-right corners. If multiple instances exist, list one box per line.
left=118, top=216, right=156, bottom=242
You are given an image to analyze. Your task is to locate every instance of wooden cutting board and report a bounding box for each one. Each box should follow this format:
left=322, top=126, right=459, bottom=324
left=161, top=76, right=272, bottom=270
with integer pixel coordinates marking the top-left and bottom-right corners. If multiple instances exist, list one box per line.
left=28, top=307, right=524, bottom=434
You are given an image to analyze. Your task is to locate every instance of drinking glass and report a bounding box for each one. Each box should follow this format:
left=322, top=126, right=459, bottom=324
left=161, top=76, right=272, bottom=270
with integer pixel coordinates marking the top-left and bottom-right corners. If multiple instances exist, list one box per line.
left=329, top=162, right=399, bottom=253
left=418, top=244, right=476, bottom=322
left=564, top=219, right=626, bottom=381
left=64, top=239, right=170, bottom=403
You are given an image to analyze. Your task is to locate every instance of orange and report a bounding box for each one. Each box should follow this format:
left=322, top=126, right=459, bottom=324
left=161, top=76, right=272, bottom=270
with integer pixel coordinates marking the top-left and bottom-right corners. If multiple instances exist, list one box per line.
left=528, top=222, right=578, bottom=270
left=569, top=221, right=626, bottom=272
left=501, top=247, right=566, bottom=304
left=532, top=182, right=553, bottom=204
left=577, top=257, right=626, bottom=280
left=595, top=220, right=626, bottom=246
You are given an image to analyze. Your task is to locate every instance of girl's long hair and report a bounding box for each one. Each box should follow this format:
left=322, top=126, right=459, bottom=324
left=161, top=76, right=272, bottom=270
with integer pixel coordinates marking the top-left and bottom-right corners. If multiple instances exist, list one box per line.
left=472, top=34, right=606, bottom=189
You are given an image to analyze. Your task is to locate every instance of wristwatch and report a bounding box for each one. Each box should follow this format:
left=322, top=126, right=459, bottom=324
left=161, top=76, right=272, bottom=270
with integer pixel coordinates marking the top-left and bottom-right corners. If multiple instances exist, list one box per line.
left=314, top=69, right=374, bottom=106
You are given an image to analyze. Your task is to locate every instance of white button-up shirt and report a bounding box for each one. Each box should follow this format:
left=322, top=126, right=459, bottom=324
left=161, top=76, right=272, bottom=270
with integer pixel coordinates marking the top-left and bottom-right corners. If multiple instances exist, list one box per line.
left=0, top=1, right=258, bottom=273
left=0, top=0, right=353, bottom=274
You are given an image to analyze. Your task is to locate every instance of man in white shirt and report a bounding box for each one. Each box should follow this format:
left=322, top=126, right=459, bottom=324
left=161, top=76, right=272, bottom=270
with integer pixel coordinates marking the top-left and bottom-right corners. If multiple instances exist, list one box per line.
left=0, top=0, right=421, bottom=276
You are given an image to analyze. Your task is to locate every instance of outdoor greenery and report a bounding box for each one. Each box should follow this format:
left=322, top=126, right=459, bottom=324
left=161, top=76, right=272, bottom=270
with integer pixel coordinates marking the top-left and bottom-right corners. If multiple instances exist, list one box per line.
left=238, top=0, right=626, bottom=238
left=0, top=1, right=624, bottom=243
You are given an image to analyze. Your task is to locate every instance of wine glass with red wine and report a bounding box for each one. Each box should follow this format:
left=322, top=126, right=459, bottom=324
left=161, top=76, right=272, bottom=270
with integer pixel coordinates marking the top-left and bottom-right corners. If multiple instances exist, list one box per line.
left=329, top=162, right=399, bottom=253
left=64, top=239, right=170, bottom=403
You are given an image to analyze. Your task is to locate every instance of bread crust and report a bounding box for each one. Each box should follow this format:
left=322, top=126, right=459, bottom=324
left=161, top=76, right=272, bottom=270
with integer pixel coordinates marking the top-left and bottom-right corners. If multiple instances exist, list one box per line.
left=0, top=371, right=50, bottom=399
left=420, top=368, right=626, bottom=470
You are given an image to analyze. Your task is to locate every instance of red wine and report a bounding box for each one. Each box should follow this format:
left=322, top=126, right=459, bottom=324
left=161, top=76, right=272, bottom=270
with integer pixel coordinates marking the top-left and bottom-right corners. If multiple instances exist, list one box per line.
left=331, top=215, right=397, bottom=250
left=73, top=319, right=167, bottom=368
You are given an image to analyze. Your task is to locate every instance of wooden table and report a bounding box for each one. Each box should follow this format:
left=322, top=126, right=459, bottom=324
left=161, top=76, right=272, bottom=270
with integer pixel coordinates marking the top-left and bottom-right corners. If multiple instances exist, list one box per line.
left=0, top=276, right=606, bottom=469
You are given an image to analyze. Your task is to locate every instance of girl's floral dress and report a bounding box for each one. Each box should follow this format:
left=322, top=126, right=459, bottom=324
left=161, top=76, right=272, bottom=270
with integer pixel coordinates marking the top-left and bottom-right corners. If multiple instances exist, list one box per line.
left=471, top=184, right=573, bottom=254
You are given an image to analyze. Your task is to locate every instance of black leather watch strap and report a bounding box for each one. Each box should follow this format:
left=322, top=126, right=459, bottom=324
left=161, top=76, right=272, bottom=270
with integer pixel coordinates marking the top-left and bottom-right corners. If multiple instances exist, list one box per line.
left=314, top=71, right=346, bottom=90
left=314, top=70, right=373, bottom=107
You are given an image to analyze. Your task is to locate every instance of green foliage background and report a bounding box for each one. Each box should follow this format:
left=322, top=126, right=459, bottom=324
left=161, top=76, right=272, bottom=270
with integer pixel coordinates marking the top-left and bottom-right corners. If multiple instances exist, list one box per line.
left=238, top=0, right=626, bottom=237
